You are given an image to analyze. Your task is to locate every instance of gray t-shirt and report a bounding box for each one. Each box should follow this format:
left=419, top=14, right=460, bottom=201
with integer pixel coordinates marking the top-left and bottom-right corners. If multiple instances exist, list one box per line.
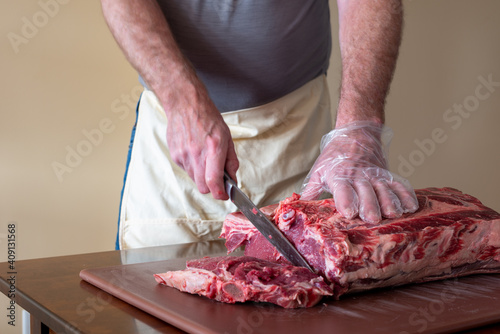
left=153, top=0, right=331, bottom=112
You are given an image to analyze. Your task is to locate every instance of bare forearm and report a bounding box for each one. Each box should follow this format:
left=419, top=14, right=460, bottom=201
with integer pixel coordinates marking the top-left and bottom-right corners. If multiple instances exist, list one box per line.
left=100, top=0, right=237, bottom=198
left=335, top=0, right=403, bottom=127
left=100, top=0, right=207, bottom=115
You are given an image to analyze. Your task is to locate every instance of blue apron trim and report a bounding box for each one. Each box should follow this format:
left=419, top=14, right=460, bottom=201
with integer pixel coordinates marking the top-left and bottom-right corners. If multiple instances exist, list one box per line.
left=115, top=94, right=142, bottom=250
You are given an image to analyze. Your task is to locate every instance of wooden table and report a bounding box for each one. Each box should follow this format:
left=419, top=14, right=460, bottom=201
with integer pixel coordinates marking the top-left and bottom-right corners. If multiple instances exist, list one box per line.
left=0, top=240, right=499, bottom=334
left=0, top=240, right=229, bottom=334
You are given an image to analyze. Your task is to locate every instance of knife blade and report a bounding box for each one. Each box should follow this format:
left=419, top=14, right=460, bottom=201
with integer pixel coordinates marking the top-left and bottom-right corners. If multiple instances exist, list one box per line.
left=223, top=171, right=314, bottom=272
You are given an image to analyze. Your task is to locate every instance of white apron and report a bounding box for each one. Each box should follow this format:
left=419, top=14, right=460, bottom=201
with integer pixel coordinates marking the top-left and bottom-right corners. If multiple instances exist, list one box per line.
left=118, top=75, right=332, bottom=249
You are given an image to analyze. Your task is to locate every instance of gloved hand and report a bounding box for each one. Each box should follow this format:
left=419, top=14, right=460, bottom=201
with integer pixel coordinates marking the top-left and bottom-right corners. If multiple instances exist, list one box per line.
left=301, top=121, right=418, bottom=223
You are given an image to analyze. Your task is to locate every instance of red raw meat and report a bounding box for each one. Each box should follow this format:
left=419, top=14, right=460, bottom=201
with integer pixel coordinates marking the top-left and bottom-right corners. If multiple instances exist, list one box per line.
left=221, top=187, right=500, bottom=298
left=154, top=256, right=333, bottom=308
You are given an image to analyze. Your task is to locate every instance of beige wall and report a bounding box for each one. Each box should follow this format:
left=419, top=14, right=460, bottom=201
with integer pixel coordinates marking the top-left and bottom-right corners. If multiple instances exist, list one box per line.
left=1, top=1, right=499, bottom=333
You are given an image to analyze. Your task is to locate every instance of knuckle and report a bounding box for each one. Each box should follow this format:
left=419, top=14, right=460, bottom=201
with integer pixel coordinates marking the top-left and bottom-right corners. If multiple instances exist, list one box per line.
left=205, top=177, right=219, bottom=190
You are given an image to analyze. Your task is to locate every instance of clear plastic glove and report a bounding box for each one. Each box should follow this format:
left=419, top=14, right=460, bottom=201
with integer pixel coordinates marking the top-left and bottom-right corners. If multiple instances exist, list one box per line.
left=301, top=121, right=418, bottom=223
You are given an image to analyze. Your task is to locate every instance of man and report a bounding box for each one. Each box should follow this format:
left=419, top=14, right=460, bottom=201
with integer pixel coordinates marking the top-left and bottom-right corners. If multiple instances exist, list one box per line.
left=100, top=0, right=419, bottom=249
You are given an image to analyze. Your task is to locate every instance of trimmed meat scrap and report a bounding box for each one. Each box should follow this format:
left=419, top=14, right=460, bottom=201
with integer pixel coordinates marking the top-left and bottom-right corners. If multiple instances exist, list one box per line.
left=155, top=256, right=333, bottom=308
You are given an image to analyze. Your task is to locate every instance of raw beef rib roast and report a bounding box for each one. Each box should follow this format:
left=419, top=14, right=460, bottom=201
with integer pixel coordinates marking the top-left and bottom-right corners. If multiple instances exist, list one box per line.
left=154, top=256, right=333, bottom=308
left=221, top=187, right=500, bottom=298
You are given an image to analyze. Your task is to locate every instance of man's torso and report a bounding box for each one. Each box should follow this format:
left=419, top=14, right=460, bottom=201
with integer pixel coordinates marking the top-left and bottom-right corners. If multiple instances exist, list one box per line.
left=153, top=0, right=332, bottom=112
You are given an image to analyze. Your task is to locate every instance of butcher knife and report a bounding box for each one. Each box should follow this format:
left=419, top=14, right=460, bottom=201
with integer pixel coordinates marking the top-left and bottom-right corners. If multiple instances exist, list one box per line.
left=223, top=171, right=314, bottom=272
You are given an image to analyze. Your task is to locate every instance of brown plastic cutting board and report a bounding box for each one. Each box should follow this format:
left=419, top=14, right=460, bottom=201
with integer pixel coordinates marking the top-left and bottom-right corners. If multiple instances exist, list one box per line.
left=80, top=258, right=500, bottom=334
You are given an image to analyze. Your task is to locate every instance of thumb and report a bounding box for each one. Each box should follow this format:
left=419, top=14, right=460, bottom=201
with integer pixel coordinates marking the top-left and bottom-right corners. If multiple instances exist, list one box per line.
left=300, top=171, right=323, bottom=200
left=224, top=140, right=239, bottom=182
